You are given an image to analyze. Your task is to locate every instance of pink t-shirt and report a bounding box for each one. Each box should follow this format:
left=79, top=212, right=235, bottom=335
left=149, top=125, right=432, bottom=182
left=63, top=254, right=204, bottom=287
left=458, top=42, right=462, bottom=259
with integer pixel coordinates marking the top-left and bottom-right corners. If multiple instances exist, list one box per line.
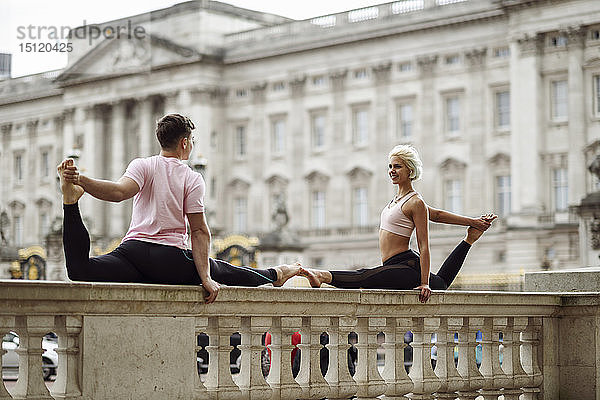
left=121, top=155, right=205, bottom=249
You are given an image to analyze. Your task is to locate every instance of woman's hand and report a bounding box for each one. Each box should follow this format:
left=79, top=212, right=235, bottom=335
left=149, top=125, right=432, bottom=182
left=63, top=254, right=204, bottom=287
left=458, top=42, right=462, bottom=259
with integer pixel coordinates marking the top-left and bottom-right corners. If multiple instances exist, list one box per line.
left=415, top=284, right=431, bottom=303
left=202, top=277, right=220, bottom=304
left=469, top=213, right=497, bottom=231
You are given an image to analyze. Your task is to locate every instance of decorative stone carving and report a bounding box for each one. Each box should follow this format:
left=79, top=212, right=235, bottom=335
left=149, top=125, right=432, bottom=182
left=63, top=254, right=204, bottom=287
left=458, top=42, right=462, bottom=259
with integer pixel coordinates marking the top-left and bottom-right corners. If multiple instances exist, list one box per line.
left=288, top=75, right=306, bottom=98
left=111, top=38, right=151, bottom=73
left=563, top=25, right=586, bottom=48
left=465, top=48, right=487, bottom=68
left=328, top=69, right=348, bottom=91
left=251, top=82, right=267, bottom=103
left=516, top=33, right=544, bottom=56
left=371, top=61, right=392, bottom=83
left=417, top=55, right=438, bottom=76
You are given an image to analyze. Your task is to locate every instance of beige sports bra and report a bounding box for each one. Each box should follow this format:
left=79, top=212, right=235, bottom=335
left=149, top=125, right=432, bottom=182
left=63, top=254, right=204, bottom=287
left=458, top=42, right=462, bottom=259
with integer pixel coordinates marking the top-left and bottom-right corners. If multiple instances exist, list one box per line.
left=380, top=191, right=418, bottom=237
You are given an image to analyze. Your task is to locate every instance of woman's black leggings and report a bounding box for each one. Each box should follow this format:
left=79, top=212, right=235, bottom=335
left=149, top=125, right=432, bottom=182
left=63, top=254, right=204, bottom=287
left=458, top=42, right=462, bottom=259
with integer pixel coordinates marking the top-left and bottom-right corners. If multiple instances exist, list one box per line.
left=329, top=241, right=471, bottom=290
left=63, top=203, right=277, bottom=286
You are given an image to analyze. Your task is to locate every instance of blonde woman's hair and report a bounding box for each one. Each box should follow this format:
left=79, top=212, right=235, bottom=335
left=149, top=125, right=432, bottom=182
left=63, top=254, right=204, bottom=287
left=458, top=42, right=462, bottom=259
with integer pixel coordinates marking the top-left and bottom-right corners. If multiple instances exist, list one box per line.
left=388, top=145, right=423, bottom=181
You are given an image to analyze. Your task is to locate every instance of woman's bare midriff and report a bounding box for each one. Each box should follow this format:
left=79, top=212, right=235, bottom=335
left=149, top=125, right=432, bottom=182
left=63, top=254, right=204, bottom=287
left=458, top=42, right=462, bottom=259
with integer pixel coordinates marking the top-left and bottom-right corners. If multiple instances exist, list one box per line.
left=379, top=229, right=411, bottom=262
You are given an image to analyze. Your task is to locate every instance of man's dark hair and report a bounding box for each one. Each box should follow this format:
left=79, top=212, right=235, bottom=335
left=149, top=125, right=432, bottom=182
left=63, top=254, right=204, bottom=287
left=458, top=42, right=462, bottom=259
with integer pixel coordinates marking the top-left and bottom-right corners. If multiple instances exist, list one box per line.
left=155, top=114, right=195, bottom=149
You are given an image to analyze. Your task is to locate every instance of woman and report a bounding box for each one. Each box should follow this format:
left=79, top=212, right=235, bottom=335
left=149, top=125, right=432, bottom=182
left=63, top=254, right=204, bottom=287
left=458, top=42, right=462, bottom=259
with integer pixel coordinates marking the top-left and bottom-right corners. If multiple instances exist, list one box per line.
left=296, top=145, right=496, bottom=303
left=58, top=114, right=298, bottom=304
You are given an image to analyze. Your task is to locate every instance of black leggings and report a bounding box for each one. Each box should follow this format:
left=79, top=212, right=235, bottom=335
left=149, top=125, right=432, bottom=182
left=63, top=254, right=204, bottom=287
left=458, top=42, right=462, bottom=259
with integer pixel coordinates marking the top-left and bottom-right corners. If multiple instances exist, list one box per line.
left=329, top=241, right=471, bottom=290
left=63, top=203, right=277, bottom=286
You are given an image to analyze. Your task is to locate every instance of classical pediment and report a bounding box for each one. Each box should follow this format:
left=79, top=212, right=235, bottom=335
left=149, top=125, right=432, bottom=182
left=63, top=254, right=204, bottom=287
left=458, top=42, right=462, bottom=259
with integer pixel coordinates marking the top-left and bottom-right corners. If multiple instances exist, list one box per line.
left=439, top=157, right=467, bottom=171
left=56, top=34, right=202, bottom=84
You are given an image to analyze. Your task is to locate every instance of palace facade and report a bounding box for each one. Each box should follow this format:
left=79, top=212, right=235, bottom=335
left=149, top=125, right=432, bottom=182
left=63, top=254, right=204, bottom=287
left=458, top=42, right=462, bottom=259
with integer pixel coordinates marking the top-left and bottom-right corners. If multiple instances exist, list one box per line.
left=2, top=0, right=600, bottom=288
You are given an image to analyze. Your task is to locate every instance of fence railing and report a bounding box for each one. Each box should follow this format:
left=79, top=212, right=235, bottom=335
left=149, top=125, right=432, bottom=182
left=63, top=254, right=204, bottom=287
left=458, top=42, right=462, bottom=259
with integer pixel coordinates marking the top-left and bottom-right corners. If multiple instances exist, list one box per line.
left=0, top=280, right=596, bottom=399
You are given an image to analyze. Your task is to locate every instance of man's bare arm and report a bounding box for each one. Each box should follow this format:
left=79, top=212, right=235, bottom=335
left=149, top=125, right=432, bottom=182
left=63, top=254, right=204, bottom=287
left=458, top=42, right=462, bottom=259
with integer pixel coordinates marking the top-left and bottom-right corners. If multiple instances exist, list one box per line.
left=187, top=212, right=220, bottom=303
left=62, top=163, right=139, bottom=202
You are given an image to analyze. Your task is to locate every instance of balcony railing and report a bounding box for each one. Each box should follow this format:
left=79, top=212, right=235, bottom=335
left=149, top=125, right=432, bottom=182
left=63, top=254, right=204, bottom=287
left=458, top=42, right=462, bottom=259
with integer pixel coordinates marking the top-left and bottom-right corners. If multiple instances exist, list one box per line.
left=0, top=280, right=597, bottom=399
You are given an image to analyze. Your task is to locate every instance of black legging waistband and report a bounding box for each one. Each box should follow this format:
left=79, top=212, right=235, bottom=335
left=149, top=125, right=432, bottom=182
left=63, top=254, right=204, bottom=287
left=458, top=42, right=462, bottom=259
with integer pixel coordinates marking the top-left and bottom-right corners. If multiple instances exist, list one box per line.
left=382, top=249, right=420, bottom=266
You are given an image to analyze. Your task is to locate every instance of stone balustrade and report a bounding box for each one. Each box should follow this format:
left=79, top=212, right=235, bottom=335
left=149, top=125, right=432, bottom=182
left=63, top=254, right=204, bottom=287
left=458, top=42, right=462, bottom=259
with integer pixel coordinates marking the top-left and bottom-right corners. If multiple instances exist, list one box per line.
left=0, top=280, right=599, bottom=399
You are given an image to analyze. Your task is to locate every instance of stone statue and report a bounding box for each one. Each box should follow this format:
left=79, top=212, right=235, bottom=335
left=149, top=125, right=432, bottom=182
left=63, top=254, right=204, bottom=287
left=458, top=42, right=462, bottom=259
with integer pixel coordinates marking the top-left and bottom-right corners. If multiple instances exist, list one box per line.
left=589, top=154, right=600, bottom=180
left=0, top=211, right=9, bottom=245
left=272, top=198, right=289, bottom=232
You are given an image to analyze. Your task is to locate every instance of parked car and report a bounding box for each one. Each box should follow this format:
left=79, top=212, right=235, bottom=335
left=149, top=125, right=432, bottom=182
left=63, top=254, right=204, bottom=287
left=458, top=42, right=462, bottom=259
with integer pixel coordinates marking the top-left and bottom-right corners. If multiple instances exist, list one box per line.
left=2, top=332, right=58, bottom=380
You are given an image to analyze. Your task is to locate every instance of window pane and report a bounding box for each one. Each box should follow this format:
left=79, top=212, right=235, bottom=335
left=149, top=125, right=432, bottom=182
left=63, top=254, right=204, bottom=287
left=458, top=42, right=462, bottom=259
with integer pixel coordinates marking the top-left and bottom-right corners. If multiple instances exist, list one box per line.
left=235, top=126, right=246, bottom=156
left=553, top=168, right=568, bottom=211
left=496, top=91, right=510, bottom=128
left=14, top=215, right=23, bottom=246
left=397, top=104, right=413, bottom=138
left=353, top=187, right=368, bottom=226
left=312, top=114, right=325, bottom=149
left=496, top=175, right=511, bottom=217
left=234, top=197, right=247, bottom=232
left=445, top=179, right=462, bottom=214
left=596, top=76, right=600, bottom=114
left=552, top=80, right=568, bottom=119
left=272, top=119, right=285, bottom=154
left=15, top=155, right=22, bottom=182
left=311, top=191, right=325, bottom=228
left=353, top=109, right=369, bottom=145
left=446, top=97, right=460, bottom=133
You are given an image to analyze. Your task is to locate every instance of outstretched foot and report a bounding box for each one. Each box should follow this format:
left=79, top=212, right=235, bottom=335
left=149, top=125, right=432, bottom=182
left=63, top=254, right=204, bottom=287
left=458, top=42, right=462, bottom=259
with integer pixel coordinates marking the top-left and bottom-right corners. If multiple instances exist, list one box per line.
left=273, top=263, right=301, bottom=287
left=58, top=159, right=84, bottom=205
left=465, top=214, right=497, bottom=245
left=298, top=267, right=328, bottom=288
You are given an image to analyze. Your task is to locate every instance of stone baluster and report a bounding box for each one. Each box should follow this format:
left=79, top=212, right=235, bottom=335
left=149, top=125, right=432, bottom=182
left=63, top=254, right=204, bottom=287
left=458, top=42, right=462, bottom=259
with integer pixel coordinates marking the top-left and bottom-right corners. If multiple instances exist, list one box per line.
left=266, top=317, right=302, bottom=400
left=380, top=317, right=413, bottom=399
left=408, top=317, right=441, bottom=399
left=500, top=317, right=528, bottom=400
left=434, top=317, right=463, bottom=399
left=478, top=318, right=510, bottom=399
left=456, top=317, right=485, bottom=400
left=354, top=317, right=387, bottom=400
left=12, top=315, right=55, bottom=399
left=520, top=317, right=543, bottom=400
left=296, top=317, right=331, bottom=399
left=194, top=317, right=208, bottom=398
left=0, top=316, right=14, bottom=399
left=204, top=316, right=243, bottom=400
left=50, top=315, right=82, bottom=400
left=237, top=316, right=272, bottom=400
left=324, top=317, right=357, bottom=399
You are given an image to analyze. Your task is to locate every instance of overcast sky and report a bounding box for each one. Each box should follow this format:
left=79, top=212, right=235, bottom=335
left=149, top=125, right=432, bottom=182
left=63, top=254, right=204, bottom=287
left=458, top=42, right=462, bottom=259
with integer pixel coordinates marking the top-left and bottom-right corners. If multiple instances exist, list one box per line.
left=0, top=0, right=385, bottom=77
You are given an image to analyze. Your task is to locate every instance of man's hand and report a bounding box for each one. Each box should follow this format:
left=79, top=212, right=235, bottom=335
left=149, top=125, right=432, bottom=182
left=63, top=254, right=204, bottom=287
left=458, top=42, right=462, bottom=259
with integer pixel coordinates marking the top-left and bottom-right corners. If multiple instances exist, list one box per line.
left=202, top=277, right=220, bottom=304
left=414, top=284, right=431, bottom=303
left=60, top=160, right=81, bottom=185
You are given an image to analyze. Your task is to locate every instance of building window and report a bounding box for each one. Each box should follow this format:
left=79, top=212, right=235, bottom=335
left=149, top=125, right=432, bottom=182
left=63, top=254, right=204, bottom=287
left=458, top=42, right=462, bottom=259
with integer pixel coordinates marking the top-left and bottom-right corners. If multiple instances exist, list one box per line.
left=594, top=75, right=600, bottom=116
left=14, top=154, right=23, bottom=183
left=496, top=91, right=510, bottom=130
left=39, top=212, right=49, bottom=239
left=552, top=168, right=568, bottom=211
left=311, top=113, right=326, bottom=150
left=273, top=82, right=285, bottom=91
left=235, top=89, right=248, bottom=98
left=493, top=47, right=510, bottom=58
left=312, top=75, right=325, bottom=86
left=353, top=187, right=368, bottom=227
left=551, top=80, right=568, bottom=121
left=445, top=54, right=459, bottom=65
left=210, top=177, right=216, bottom=200
left=14, top=215, right=23, bottom=246
left=234, top=125, right=246, bottom=157
left=550, top=35, right=567, bottom=47
left=311, top=190, right=326, bottom=228
left=271, top=118, right=285, bottom=155
left=496, top=175, right=511, bottom=217
left=445, top=96, right=460, bottom=135
left=445, top=179, right=462, bottom=214
left=354, top=68, right=368, bottom=79
left=41, top=150, right=50, bottom=178
left=397, top=103, right=413, bottom=139
left=592, top=30, right=600, bottom=40
left=399, top=62, right=412, bottom=72
left=352, top=107, right=369, bottom=146
left=233, top=197, right=247, bottom=232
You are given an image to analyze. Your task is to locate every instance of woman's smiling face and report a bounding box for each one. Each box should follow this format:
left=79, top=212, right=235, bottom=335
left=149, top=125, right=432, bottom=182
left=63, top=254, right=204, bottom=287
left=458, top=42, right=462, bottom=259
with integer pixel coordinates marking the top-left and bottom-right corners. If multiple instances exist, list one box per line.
left=388, top=156, right=411, bottom=184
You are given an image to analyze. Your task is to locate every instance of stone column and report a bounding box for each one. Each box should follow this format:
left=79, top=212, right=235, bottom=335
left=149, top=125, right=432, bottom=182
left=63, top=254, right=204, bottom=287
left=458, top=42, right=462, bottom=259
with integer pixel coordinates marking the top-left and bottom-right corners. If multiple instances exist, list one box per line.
left=50, top=315, right=82, bottom=399
left=26, top=120, right=40, bottom=243
left=80, top=105, right=104, bottom=237
left=509, top=34, right=544, bottom=226
left=465, top=48, right=487, bottom=214
left=1, top=124, right=12, bottom=212
left=416, top=55, right=438, bottom=200
left=164, top=90, right=181, bottom=115
left=565, top=26, right=587, bottom=207
left=108, top=100, right=128, bottom=237
left=329, top=69, right=348, bottom=146
left=371, top=61, right=392, bottom=153
left=288, top=76, right=307, bottom=231
left=250, top=82, right=268, bottom=230
left=138, top=96, right=155, bottom=157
